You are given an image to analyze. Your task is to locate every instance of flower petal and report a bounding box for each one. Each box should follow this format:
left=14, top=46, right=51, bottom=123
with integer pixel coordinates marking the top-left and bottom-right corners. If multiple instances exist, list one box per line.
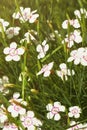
left=3, top=47, right=10, bottom=54
left=46, top=103, right=53, bottom=111
left=17, top=48, right=25, bottom=55
left=5, top=55, right=13, bottom=61
left=10, top=42, right=17, bottom=49
left=54, top=113, right=61, bottom=121
left=47, top=112, right=54, bottom=119
left=13, top=55, right=20, bottom=61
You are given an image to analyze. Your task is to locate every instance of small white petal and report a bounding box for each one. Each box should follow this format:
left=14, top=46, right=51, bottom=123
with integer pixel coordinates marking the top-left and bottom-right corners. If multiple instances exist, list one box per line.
left=44, top=70, right=50, bottom=77
left=36, top=45, right=42, bottom=52
left=54, top=102, right=61, bottom=107
left=17, top=48, right=25, bottom=55
left=27, top=111, right=34, bottom=117
left=67, top=57, right=74, bottom=62
left=46, top=103, right=53, bottom=111
left=5, top=55, right=13, bottom=61
left=10, top=42, right=17, bottom=49
left=59, top=63, right=67, bottom=69
left=47, top=112, right=54, bottom=119
left=3, top=47, right=10, bottom=54
left=75, top=114, right=80, bottom=118
left=54, top=113, right=61, bottom=121
left=74, top=58, right=80, bottom=65
left=44, top=44, right=49, bottom=52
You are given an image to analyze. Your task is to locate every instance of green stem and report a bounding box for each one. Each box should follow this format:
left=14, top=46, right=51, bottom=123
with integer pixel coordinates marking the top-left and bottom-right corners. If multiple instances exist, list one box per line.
left=22, top=43, right=27, bottom=99
left=41, top=45, right=62, bottom=62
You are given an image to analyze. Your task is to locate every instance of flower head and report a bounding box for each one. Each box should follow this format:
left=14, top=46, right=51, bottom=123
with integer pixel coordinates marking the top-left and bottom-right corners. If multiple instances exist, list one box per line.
left=6, top=27, right=20, bottom=39
left=68, top=106, right=81, bottom=118
left=3, top=123, right=18, bottom=130
left=46, top=101, right=65, bottom=121
left=62, top=30, right=82, bottom=48
left=67, top=121, right=83, bottom=130
left=67, top=47, right=87, bottom=66
left=56, top=63, right=75, bottom=80
left=7, top=92, right=27, bottom=117
left=62, top=19, right=80, bottom=29
left=36, top=40, right=49, bottom=59
left=3, top=42, right=25, bottom=61
left=12, top=7, right=39, bottom=23
left=20, top=111, right=42, bottom=130
left=37, top=62, right=54, bottom=77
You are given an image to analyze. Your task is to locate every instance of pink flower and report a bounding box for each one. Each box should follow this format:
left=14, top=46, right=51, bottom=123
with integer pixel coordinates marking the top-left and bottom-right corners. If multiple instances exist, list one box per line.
left=67, top=121, right=83, bottom=130
left=3, top=123, right=18, bottom=130
left=37, top=62, right=54, bottom=77
left=62, top=19, right=80, bottom=29
left=68, top=106, right=81, bottom=118
left=56, top=63, right=75, bottom=80
left=67, top=47, right=87, bottom=66
left=20, top=111, right=42, bottom=130
left=62, top=30, right=82, bottom=48
left=46, top=102, right=65, bottom=121
left=3, top=42, right=25, bottom=61
left=12, top=7, right=39, bottom=23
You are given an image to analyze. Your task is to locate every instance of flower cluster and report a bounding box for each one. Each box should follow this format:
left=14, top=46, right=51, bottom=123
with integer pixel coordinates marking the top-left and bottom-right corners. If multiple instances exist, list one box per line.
left=0, top=93, right=42, bottom=130
left=46, top=102, right=81, bottom=121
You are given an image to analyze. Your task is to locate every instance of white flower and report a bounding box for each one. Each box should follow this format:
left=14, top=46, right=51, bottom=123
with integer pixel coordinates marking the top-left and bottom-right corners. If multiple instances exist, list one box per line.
left=8, top=103, right=26, bottom=117
left=6, top=27, right=20, bottom=39
left=46, top=102, right=65, bottom=121
left=62, top=19, right=80, bottom=29
left=0, top=18, right=9, bottom=32
left=3, top=123, right=18, bottom=130
left=56, top=63, right=75, bottom=80
left=36, top=40, right=49, bottom=59
left=12, top=7, right=39, bottom=23
left=20, top=111, right=42, bottom=130
left=3, top=42, right=25, bottom=61
left=63, top=30, right=82, bottom=48
left=74, top=8, right=87, bottom=19
left=20, top=30, right=37, bottom=44
left=7, top=92, right=27, bottom=117
left=67, top=121, right=83, bottom=130
left=68, top=106, right=81, bottom=118
left=67, top=47, right=87, bottom=66
left=37, top=62, right=54, bottom=77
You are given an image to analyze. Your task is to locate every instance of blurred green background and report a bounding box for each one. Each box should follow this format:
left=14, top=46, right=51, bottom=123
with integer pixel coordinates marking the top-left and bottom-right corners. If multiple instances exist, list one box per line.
left=0, top=0, right=81, bottom=22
